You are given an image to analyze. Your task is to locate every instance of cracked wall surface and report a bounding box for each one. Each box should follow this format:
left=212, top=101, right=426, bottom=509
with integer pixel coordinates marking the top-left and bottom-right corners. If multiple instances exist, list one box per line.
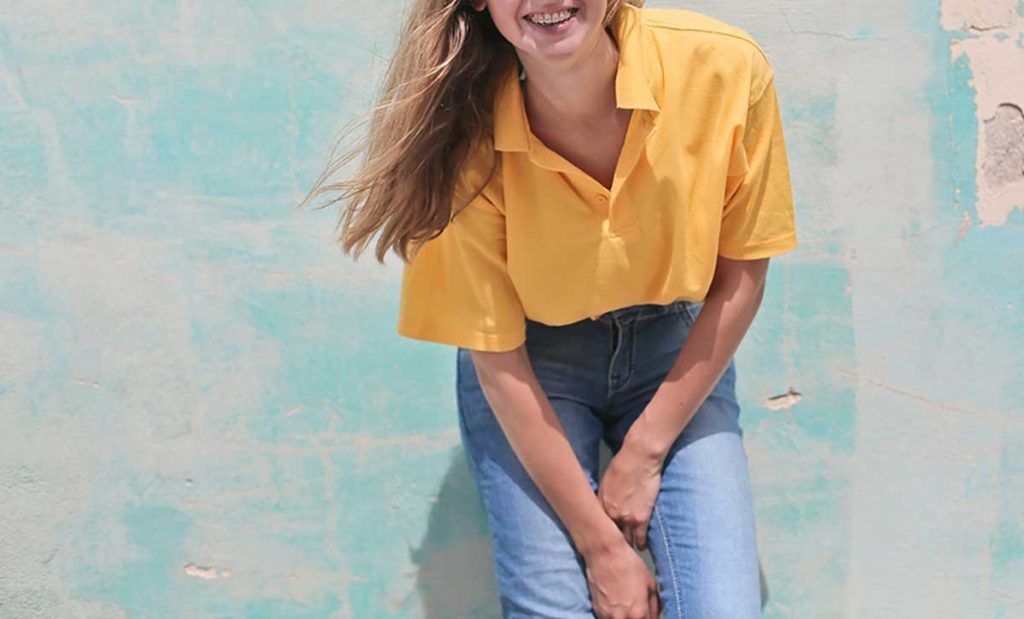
left=0, top=1, right=1022, bottom=618
left=942, top=0, right=1024, bottom=225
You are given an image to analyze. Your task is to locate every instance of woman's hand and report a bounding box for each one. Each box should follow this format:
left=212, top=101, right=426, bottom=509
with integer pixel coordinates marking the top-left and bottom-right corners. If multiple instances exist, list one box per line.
left=597, top=434, right=665, bottom=551
left=584, top=535, right=661, bottom=619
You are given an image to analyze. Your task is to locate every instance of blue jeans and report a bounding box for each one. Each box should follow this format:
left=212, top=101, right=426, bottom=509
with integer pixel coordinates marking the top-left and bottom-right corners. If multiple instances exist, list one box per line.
left=456, top=300, right=762, bottom=618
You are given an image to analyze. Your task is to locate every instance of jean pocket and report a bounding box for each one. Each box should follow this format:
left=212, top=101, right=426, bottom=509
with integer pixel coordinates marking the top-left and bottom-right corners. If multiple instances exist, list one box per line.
left=683, top=300, right=705, bottom=325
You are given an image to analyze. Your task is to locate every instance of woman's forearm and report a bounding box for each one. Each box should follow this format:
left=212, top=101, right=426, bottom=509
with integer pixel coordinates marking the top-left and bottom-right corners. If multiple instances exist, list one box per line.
left=470, top=346, right=623, bottom=558
left=626, top=256, right=770, bottom=462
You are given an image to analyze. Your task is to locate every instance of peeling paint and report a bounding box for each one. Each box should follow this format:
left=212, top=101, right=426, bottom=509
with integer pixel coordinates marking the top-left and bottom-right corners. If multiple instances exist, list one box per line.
left=763, top=387, right=803, bottom=410
left=982, top=103, right=1024, bottom=192
left=942, top=0, right=1024, bottom=225
left=940, top=0, right=1020, bottom=31
left=183, top=563, right=225, bottom=580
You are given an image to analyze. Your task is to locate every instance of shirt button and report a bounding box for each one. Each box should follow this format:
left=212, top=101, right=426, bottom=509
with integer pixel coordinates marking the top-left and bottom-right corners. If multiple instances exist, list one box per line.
left=595, top=195, right=608, bottom=203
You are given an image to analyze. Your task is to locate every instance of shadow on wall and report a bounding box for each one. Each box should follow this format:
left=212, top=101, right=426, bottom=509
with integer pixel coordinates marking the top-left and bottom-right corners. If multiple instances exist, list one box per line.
left=406, top=445, right=771, bottom=617
left=408, top=449, right=501, bottom=618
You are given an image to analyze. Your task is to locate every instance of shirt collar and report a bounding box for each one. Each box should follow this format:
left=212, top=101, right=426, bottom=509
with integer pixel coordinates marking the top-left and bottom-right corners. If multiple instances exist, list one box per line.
left=493, top=3, right=660, bottom=153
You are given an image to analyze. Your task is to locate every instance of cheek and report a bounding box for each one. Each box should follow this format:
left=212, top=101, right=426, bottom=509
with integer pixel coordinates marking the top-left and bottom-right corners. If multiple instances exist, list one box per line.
left=491, top=12, right=522, bottom=42
left=486, top=1, right=520, bottom=29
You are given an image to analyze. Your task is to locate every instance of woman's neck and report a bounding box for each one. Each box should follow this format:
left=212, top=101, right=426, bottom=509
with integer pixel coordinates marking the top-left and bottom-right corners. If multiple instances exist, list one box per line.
left=516, top=28, right=622, bottom=127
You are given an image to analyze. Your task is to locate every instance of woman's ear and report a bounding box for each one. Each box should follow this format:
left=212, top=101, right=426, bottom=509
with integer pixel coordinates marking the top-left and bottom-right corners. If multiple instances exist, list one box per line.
left=470, top=0, right=486, bottom=11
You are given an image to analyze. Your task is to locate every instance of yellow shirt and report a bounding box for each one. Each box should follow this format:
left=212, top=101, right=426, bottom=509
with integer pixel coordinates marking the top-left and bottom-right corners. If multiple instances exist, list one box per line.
left=397, top=3, right=798, bottom=352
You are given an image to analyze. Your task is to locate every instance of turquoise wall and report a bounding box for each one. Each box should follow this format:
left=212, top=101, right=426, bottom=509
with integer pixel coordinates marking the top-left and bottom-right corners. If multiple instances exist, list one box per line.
left=1, top=1, right=1021, bottom=617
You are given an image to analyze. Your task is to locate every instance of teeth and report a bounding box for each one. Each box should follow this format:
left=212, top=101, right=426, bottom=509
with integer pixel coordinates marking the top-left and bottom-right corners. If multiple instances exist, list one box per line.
left=527, top=9, right=574, bottom=25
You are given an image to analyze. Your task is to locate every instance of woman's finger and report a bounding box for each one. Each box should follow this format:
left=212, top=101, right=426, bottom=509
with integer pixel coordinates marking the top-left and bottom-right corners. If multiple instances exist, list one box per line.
left=648, top=585, right=660, bottom=619
left=636, top=521, right=649, bottom=551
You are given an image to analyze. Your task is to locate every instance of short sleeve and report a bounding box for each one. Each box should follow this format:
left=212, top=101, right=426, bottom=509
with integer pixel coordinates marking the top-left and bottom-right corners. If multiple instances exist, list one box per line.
left=396, top=184, right=527, bottom=352
left=718, top=70, right=798, bottom=260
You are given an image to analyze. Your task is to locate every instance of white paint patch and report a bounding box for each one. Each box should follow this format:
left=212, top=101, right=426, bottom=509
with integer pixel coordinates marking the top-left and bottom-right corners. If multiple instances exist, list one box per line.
left=183, top=563, right=223, bottom=580
left=940, top=0, right=1019, bottom=31
left=762, top=387, right=803, bottom=410
left=942, top=0, right=1024, bottom=226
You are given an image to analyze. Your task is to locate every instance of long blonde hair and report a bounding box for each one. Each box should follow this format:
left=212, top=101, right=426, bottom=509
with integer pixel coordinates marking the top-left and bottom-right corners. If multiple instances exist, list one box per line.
left=299, top=0, right=644, bottom=263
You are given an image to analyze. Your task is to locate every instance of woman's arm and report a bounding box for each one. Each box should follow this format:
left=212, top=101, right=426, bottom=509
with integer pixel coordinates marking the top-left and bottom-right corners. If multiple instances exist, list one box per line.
left=469, top=346, right=623, bottom=556
left=471, top=346, right=662, bottom=616
left=624, top=255, right=770, bottom=461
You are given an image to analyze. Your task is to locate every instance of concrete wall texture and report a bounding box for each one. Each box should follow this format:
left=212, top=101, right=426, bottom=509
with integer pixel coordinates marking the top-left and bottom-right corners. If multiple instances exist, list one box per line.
left=0, top=0, right=1021, bottom=617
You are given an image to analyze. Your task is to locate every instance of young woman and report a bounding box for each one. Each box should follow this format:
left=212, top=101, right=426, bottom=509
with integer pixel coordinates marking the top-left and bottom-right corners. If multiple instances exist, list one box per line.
left=304, top=1, right=797, bottom=617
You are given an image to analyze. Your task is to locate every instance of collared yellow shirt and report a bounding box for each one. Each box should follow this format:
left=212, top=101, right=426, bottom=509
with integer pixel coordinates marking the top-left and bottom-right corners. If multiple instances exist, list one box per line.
left=397, top=3, right=798, bottom=352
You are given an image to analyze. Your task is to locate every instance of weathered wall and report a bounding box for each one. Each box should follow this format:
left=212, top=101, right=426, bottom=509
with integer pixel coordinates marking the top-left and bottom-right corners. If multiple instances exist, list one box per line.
left=0, top=1, right=1020, bottom=617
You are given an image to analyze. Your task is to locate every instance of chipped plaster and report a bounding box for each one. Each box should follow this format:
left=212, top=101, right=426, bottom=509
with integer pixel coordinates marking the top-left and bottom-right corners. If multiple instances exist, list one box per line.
left=942, top=0, right=1024, bottom=225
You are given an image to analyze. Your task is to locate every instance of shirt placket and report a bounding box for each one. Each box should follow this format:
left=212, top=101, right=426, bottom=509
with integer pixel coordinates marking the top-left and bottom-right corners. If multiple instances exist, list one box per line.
left=527, top=109, right=657, bottom=241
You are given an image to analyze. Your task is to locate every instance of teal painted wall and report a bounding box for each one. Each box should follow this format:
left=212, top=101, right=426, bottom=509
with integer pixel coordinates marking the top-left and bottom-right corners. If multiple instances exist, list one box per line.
left=0, top=1, right=1020, bottom=617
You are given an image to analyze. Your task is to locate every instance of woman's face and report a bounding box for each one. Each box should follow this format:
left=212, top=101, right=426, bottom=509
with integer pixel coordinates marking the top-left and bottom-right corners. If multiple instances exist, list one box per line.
left=471, top=1, right=610, bottom=65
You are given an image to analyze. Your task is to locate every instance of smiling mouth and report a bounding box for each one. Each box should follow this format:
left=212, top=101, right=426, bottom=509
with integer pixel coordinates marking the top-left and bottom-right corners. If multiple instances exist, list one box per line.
left=523, top=7, right=579, bottom=27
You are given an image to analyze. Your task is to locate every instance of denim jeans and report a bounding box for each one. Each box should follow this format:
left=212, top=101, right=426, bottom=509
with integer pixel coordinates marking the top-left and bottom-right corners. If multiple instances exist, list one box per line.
left=455, top=300, right=762, bottom=618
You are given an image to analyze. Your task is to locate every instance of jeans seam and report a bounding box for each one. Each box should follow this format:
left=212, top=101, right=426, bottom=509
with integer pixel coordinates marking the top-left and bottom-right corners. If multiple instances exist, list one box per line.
left=609, top=317, right=633, bottom=396
left=655, top=502, right=684, bottom=618
left=627, top=319, right=638, bottom=380
left=455, top=350, right=483, bottom=471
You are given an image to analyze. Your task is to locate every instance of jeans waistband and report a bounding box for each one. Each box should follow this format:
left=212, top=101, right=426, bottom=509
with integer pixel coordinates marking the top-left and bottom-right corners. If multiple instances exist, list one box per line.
left=590, top=299, right=693, bottom=324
